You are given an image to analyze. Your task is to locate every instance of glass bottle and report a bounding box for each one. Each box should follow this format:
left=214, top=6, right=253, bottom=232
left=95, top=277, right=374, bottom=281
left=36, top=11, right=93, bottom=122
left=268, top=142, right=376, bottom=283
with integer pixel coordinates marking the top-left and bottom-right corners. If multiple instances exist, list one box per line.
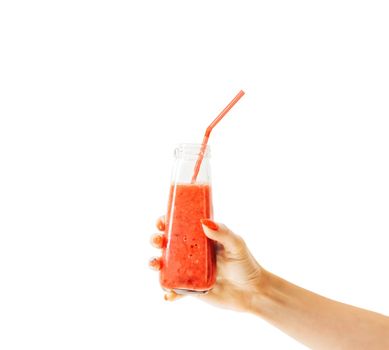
left=160, top=143, right=216, bottom=294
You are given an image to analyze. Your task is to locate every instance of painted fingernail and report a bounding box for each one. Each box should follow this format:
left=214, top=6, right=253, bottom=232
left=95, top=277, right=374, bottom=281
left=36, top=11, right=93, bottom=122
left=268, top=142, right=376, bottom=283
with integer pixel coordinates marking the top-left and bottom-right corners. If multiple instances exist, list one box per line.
left=149, top=257, right=162, bottom=270
left=156, top=218, right=165, bottom=231
left=201, top=219, right=219, bottom=231
left=151, top=234, right=163, bottom=246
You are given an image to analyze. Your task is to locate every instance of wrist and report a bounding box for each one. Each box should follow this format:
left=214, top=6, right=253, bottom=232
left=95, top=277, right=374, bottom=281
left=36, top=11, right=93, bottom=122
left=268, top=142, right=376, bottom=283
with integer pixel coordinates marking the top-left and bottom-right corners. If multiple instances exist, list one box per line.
left=247, top=269, right=284, bottom=317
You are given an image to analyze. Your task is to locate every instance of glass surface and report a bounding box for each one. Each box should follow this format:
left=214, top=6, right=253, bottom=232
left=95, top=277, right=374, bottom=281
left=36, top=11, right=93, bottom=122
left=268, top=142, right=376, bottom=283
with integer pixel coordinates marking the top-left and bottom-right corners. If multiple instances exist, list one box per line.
left=160, top=144, right=216, bottom=294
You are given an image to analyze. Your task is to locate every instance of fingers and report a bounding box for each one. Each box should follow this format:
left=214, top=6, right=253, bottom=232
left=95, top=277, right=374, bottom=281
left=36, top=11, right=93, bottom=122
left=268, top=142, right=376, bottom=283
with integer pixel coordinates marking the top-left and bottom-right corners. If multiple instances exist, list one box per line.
left=156, top=216, right=166, bottom=232
left=201, top=219, right=246, bottom=256
left=153, top=216, right=183, bottom=302
left=149, top=261, right=184, bottom=302
left=152, top=216, right=166, bottom=249
left=164, top=290, right=184, bottom=302
left=149, top=256, right=162, bottom=270
left=150, top=233, right=164, bottom=249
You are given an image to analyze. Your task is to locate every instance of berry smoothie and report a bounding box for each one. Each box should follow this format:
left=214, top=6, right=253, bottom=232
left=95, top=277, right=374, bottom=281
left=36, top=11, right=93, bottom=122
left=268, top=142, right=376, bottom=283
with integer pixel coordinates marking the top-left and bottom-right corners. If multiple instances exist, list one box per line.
left=160, top=183, right=216, bottom=293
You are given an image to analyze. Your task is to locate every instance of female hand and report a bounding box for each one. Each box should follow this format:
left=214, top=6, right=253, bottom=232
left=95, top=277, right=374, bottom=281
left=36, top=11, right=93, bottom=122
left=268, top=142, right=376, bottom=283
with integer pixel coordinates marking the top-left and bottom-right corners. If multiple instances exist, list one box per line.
left=149, top=217, right=267, bottom=313
left=150, top=218, right=389, bottom=350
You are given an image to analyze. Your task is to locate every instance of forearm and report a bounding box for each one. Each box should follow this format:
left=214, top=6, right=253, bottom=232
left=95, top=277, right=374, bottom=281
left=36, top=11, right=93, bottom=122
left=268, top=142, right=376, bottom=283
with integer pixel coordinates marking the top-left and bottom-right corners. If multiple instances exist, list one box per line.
left=250, top=271, right=389, bottom=350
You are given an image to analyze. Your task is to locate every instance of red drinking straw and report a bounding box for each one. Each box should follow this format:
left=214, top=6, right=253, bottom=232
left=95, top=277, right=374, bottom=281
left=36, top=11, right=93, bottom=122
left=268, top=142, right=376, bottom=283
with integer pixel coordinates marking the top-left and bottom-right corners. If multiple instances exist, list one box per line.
left=191, top=90, right=245, bottom=183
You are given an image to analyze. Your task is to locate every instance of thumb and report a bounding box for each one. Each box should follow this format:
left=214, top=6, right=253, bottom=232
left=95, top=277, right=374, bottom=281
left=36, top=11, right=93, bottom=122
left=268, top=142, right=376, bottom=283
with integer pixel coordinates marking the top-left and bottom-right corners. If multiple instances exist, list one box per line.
left=200, top=219, right=245, bottom=255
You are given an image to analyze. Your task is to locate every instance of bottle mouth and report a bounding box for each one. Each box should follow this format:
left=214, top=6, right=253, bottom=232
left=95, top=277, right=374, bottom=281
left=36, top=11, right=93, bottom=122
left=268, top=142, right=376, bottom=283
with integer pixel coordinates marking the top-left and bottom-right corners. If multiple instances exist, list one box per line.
left=174, top=143, right=211, bottom=158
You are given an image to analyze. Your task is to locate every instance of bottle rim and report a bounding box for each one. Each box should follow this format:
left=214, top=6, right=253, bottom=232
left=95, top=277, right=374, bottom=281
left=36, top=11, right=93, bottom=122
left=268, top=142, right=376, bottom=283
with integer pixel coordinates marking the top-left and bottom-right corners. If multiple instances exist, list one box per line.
left=174, top=143, right=211, bottom=158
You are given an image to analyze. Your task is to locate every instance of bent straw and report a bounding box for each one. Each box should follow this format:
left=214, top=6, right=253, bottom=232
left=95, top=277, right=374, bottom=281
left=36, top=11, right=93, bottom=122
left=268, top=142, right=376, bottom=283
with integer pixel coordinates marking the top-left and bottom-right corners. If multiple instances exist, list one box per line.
left=191, top=90, right=245, bottom=183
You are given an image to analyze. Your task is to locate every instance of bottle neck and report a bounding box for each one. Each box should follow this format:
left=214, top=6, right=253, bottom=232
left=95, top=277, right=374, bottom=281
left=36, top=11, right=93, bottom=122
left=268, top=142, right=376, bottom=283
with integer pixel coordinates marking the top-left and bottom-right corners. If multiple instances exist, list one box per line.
left=171, top=143, right=212, bottom=184
left=174, top=143, right=211, bottom=161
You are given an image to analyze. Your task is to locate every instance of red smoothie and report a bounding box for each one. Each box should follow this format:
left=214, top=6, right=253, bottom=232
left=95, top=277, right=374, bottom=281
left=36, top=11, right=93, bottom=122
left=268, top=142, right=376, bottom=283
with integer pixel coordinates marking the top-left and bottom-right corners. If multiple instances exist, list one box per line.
left=160, top=183, right=216, bottom=293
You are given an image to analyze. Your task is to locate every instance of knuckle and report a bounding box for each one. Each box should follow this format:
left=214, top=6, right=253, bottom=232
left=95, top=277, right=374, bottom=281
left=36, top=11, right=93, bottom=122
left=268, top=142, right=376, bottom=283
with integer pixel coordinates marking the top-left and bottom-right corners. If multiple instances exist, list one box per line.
left=234, top=234, right=245, bottom=246
left=232, top=234, right=247, bottom=251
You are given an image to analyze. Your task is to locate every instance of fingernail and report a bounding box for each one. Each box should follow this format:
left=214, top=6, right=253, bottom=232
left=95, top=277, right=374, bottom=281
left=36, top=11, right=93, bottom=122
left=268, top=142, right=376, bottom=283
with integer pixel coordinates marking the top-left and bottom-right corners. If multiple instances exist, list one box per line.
left=201, top=219, right=219, bottom=231
left=164, top=291, right=177, bottom=301
left=151, top=234, right=163, bottom=246
left=164, top=293, right=173, bottom=301
left=157, top=221, right=165, bottom=231
left=149, top=257, right=162, bottom=270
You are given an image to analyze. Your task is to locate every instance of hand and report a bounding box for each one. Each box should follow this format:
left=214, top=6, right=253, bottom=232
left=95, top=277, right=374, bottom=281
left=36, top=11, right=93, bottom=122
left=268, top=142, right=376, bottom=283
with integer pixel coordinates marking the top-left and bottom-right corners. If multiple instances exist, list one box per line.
left=150, top=218, right=389, bottom=350
left=149, top=217, right=267, bottom=313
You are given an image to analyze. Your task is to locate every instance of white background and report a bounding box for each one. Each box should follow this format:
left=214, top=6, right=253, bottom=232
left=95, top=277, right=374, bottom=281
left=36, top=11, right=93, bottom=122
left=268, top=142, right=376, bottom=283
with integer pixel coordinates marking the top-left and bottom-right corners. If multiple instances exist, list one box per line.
left=1, top=1, right=388, bottom=349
